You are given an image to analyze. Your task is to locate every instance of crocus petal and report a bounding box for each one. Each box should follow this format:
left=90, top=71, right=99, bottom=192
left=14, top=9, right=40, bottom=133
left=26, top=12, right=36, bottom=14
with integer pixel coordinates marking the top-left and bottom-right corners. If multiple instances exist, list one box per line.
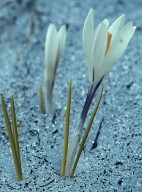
left=58, top=25, right=67, bottom=62
left=91, top=22, right=108, bottom=85
left=82, top=8, right=95, bottom=66
left=87, top=23, right=101, bottom=83
left=109, top=14, right=125, bottom=46
left=44, top=24, right=59, bottom=82
left=103, top=23, right=136, bottom=75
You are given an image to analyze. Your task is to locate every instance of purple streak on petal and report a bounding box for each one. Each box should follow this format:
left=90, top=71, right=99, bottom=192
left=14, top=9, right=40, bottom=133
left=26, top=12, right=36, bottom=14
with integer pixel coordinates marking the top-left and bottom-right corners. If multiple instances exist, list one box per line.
left=92, top=68, right=95, bottom=83
left=81, top=77, right=103, bottom=124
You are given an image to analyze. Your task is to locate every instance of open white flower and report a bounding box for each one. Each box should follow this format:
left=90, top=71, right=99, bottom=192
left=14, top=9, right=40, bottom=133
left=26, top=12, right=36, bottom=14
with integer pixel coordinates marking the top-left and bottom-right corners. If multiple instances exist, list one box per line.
left=44, top=24, right=66, bottom=112
left=83, top=8, right=136, bottom=88
left=80, top=8, right=136, bottom=124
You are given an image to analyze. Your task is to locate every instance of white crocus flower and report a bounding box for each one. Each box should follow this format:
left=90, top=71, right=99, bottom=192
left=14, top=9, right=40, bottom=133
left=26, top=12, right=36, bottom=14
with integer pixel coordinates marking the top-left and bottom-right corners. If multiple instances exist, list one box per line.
left=65, top=9, right=136, bottom=176
left=80, top=8, right=136, bottom=123
left=83, top=8, right=136, bottom=89
left=44, top=24, right=66, bottom=112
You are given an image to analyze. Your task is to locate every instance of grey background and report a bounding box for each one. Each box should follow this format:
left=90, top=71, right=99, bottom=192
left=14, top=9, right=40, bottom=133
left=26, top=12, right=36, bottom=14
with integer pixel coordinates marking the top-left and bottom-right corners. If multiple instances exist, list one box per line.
left=0, top=0, right=142, bottom=191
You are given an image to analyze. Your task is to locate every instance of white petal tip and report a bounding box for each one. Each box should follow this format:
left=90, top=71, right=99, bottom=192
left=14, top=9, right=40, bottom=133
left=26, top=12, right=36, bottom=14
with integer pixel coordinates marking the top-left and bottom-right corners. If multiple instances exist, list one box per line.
left=89, top=8, right=94, bottom=14
left=86, top=8, right=94, bottom=21
left=133, top=26, right=137, bottom=31
left=120, top=14, right=125, bottom=19
left=102, top=19, right=109, bottom=27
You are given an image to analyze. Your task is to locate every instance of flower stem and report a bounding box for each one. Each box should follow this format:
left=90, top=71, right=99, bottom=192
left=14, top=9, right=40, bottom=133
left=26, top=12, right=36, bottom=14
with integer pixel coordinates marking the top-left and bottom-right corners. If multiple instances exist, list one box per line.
left=70, top=85, right=104, bottom=176
left=65, top=120, right=83, bottom=175
left=40, top=84, right=46, bottom=113
left=46, top=81, right=53, bottom=113
left=81, top=79, right=103, bottom=123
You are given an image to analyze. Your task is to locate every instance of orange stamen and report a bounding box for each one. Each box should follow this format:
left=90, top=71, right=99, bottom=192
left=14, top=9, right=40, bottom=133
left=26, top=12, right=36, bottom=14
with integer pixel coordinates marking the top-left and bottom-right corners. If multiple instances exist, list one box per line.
left=105, top=32, right=112, bottom=55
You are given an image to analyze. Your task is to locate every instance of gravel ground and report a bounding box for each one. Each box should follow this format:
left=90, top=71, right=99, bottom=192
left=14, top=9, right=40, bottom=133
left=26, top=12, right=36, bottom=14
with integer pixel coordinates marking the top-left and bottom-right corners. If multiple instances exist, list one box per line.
left=0, top=0, right=142, bottom=191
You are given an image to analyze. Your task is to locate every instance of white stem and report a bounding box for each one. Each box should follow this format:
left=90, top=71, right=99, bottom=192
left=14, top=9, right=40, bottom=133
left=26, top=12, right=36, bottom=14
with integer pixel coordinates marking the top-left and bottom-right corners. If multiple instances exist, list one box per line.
left=46, top=81, right=53, bottom=113
left=65, top=120, right=83, bottom=175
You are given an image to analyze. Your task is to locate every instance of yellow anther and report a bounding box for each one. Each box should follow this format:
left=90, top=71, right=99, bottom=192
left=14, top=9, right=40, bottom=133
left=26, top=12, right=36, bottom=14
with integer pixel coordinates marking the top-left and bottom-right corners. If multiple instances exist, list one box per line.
left=105, top=32, right=112, bottom=55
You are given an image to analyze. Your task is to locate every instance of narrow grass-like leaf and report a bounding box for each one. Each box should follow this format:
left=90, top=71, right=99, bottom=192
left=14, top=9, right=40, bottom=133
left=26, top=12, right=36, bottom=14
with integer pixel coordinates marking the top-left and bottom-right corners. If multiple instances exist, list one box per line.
left=40, top=84, right=46, bottom=113
left=11, top=96, right=19, bottom=158
left=1, top=95, right=22, bottom=181
left=60, top=80, right=72, bottom=176
left=11, top=96, right=23, bottom=180
left=70, top=85, right=104, bottom=176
